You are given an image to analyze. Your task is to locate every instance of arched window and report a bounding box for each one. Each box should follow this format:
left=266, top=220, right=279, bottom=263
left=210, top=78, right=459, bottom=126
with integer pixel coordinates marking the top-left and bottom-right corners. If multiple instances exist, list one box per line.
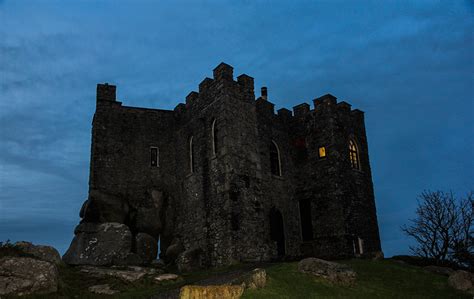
left=270, top=141, right=282, bottom=176
left=211, top=119, right=218, bottom=156
left=349, top=139, right=360, bottom=170
left=189, top=136, right=195, bottom=173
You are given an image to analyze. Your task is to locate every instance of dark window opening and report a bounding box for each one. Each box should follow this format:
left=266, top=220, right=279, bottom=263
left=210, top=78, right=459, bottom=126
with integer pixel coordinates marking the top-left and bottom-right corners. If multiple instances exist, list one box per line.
left=270, top=141, right=281, bottom=176
left=231, top=212, right=239, bottom=231
left=230, top=189, right=239, bottom=201
left=241, top=175, right=250, bottom=188
left=150, top=147, right=159, bottom=167
left=299, top=199, right=313, bottom=241
left=294, top=137, right=308, bottom=165
left=189, top=137, right=195, bottom=173
left=212, top=119, right=218, bottom=156
left=254, top=201, right=261, bottom=212
left=270, top=208, right=285, bottom=256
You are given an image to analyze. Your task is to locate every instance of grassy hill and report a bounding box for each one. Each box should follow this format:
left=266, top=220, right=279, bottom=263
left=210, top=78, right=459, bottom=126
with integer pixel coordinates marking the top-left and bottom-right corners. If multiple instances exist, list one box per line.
left=18, top=259, right=469, bottom=298
left=243, top=259, right=469, bottom=299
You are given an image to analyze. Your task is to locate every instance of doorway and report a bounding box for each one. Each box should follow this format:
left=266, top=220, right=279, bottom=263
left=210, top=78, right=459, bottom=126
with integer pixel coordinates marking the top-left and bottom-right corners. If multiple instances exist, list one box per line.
left=299, top=199, right=313, bottom=241
left=269, top=208, right=286, bottom=256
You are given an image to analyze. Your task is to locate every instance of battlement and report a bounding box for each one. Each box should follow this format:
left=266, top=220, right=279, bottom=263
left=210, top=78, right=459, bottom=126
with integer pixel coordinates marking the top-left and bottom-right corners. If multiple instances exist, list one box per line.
left=313, top=94, right=337, bottom=108
left=213, top=62, right=233, bottom=81
left=96, top=63, right=364, bottom=124
left=176, top=62, right=256, bottom=111
left=237, top=74, right=254, bottom=96
left=293, top=103, right=310, bottom=117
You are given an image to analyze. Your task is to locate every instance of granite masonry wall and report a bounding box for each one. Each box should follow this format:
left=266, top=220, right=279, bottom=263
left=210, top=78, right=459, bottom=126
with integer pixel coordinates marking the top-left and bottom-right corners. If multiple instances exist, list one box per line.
left=77, top=63, right=382, bottom=267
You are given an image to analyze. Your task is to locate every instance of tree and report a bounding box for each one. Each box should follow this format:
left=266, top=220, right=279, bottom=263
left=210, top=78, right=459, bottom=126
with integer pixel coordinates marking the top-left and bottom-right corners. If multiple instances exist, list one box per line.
left=451, top=193, right=474, bottom=269
left=402, top=190, right=473, bottom=268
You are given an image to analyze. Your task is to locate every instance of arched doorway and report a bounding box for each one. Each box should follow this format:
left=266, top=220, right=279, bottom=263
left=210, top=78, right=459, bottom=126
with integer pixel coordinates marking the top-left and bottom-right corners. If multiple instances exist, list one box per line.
left=269, top=208, right=285, bottom=256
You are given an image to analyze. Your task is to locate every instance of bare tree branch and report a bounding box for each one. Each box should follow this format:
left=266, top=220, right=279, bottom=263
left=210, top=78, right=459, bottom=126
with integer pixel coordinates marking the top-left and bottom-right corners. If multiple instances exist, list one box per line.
left=401, top=190, right=474, bottom=269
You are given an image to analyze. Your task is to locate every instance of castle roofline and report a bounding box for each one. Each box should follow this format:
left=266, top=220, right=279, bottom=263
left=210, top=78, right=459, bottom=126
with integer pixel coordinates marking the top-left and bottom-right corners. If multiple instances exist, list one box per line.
left=96, top=63, right=365, bottom=120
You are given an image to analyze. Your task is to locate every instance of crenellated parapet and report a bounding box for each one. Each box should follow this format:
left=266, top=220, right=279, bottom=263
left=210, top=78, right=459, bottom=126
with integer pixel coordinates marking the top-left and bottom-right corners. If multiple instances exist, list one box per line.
left=292, top=103, right=310, bottom=118
left=253, top=87, right=365, bottom=124
left=172, top=62, right=256, bottom=116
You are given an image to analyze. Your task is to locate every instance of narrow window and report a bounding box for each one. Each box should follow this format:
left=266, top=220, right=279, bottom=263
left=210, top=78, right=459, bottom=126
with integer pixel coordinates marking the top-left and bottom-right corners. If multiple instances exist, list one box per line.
left=211, top=119, right=218, bottom=156
left=318, top=146, right=326, bottom=158
left=231, top=212, right=239, bottom=231
left=189, top=136, right=195, bottom=173
left=150, top=147, right=159, bottom=167
left=270, top=141, right=282, bottom=176
left=349, top=139, right=360, bottom=170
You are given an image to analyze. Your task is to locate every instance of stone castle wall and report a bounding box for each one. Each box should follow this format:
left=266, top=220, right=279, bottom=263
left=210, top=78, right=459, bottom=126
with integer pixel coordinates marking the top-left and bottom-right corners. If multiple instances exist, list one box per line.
left=64, top=63, right=382, bottom=268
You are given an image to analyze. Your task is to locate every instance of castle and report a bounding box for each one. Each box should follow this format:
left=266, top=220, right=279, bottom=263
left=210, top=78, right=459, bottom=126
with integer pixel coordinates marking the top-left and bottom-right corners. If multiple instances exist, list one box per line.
left=63, top=63, right=383, bottom=268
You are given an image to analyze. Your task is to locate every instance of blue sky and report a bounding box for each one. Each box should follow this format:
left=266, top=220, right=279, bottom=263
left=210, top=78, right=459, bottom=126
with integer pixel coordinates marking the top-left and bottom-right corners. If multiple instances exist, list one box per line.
left=0, top=0, right=473, bottom=257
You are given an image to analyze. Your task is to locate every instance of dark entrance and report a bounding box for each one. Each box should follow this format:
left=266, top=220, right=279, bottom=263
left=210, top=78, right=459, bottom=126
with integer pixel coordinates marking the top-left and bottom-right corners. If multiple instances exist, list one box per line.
left=269, top=208, right=285, bottom=256
left=299, top=199, right=313, bottom=241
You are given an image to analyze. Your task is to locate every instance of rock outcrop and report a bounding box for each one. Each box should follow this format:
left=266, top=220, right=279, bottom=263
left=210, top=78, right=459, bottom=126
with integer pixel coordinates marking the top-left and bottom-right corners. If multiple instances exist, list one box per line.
left=155, top=273, right=179, bottom=282
left=177, top=248, right=204, bottom=273
left=65, top=189, right=163, bottom=266
left=133, top=190, right=164, bottom=239
left=165, top=240, right=185, bottom=263
left=63, top=222, right=133, bottom=265
left=448, top=270, right=474, bottom=294
left=79, top=265, right=162, bottom=282
left=232, top=268, right=267, bottom=290
left=423, top=265, right=454, bottom=276
left=370, top=251, right=384, bottom=261
left=14, top=241, right=62, bottom=265
left=0, top=257, right=59, bottom=296
left=298, top=257, right=357, bottom=286
left=89, top=284, right=119, bottom=295
left=81, top=190, right=130, bottom=223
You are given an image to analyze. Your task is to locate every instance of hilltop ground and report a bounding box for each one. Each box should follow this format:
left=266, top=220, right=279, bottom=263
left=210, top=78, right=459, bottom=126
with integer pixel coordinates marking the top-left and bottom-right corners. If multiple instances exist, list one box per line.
left=13, top=258, right=469, bottom=299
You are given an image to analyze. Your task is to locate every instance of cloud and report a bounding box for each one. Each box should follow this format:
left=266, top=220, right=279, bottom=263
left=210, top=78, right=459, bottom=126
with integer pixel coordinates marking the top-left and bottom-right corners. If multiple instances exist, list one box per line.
left=0, top=1, right=472, bottom=257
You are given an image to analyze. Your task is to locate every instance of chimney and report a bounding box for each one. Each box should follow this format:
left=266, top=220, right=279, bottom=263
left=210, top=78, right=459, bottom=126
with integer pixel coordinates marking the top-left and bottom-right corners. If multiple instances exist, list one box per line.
left=261, top=87, right=268, bottom=100
left=97, top=83, right=116, bottom=102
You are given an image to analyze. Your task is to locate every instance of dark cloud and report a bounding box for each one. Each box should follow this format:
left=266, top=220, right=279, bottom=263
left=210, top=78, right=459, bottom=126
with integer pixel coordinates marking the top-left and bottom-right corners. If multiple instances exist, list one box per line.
left=0, top=1, right=472, bottom=256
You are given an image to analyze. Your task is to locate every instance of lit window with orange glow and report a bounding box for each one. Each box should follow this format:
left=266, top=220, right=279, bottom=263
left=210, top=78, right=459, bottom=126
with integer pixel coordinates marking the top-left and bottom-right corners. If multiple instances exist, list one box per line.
left=349, top=139, right=360, bottom=170
left=318, top=147, right=326, bottom=158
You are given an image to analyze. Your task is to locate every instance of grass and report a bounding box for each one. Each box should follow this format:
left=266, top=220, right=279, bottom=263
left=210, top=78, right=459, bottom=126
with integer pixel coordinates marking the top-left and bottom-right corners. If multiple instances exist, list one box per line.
left=242, top=259, right=470, bottom=299
left=17, top=263, right=249, bottom=299
left=5, top=259, right=470, bottom=298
